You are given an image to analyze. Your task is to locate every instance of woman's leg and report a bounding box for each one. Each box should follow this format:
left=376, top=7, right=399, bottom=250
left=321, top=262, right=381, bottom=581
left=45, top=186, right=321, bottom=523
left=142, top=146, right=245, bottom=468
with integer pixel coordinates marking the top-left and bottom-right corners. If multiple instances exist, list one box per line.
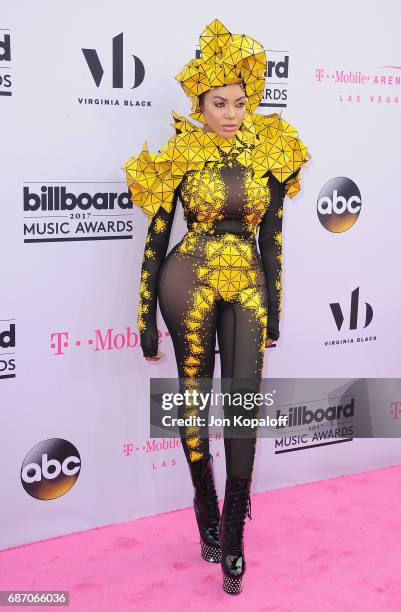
left=217, top=284, right=268, bottom=479
left=216, top=284, right=268, bottom=594
left=158, top=248, right=219, bottom=463
left=158, top=250, right=222, bottom=562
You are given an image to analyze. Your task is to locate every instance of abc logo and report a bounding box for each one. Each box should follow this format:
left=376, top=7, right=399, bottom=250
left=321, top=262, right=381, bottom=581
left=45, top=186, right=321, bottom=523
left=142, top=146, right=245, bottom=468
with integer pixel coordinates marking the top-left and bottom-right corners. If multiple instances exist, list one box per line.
left=317, top=177, right=361, bottom=232
left=21, top=439, right=81, bottom=500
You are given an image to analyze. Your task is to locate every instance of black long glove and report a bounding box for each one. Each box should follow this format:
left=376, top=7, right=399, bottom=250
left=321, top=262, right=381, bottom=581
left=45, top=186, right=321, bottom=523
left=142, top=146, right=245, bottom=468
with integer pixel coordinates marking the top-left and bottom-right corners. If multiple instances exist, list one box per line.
left=258, top=170, right=300, bottom=341
left=136, top=189, right=179, bottom=357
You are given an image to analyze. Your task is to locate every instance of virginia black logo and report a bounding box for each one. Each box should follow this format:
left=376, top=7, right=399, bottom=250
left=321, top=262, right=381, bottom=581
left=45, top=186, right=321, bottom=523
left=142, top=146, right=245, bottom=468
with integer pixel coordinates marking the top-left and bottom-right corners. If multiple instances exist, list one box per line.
left=330, top=287, right=373, bottom=331
left=0, top=320, right=16, bottom=379
left=318, top=177, right=361, bottom=232
left=0, top=30, right=12, bottom=96
left=82, top=32, right=144, bottom=89
left=21, top=439, right=81, bottom=500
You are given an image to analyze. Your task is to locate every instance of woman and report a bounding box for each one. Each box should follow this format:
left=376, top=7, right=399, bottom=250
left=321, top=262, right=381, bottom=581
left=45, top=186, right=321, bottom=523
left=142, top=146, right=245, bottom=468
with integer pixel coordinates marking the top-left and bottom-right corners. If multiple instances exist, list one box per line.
left=124, top=18, right=309, bottom=595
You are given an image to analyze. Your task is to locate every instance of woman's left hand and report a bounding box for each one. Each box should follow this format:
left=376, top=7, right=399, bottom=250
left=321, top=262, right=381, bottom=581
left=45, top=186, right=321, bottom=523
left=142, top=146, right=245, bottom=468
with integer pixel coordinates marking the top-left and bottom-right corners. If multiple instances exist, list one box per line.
left=265, top=336, right=276, bottom=348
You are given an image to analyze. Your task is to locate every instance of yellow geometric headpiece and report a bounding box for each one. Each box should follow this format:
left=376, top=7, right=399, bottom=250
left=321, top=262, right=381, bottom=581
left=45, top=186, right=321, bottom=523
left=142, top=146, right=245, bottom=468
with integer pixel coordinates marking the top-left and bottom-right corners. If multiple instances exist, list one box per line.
left=175, top=18, right=267, bottom=124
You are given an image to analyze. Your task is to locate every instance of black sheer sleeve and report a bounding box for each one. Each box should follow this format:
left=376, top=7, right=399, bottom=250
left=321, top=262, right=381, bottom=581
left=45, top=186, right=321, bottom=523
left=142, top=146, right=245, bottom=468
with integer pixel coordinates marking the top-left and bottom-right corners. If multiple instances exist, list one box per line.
left=258, top=169, right=300, bottom=341
left=136, top=188, right=179, bottom=357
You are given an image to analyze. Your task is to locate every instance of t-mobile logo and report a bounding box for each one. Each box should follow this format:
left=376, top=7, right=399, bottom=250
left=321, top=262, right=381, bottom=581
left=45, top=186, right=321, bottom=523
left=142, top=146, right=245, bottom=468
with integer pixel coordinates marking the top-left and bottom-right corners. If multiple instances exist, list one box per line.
left=330, top=287, right=373, bottom=331
left=82, top=32, right=145, bottom=89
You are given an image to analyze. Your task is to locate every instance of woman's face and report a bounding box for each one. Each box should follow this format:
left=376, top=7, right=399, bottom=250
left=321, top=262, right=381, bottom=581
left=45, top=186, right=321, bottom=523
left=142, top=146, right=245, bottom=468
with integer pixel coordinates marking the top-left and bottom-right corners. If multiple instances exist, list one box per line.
left=200, top=84, right=247, bottom=138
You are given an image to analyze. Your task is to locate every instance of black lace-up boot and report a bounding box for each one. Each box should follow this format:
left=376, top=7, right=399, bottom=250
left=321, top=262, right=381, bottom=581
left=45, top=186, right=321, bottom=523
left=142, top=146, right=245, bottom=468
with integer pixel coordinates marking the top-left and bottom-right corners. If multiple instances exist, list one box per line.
left=219, top=476, right=252, bottom=594
left=188, top=453, right=221, bottom=563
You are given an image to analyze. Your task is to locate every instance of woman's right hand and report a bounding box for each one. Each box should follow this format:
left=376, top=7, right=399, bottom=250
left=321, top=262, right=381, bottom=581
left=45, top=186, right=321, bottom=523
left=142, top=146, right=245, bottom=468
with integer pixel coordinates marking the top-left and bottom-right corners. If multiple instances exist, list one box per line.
left=140, top=327, right=162, bottom=360
left=145, top=352, right=164, bottom=361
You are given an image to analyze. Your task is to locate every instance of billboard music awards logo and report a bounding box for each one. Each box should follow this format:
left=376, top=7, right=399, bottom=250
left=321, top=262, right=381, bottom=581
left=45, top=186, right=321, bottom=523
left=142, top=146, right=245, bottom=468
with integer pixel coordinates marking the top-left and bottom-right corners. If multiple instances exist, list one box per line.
left=325, top=287, right=376, bottom=347
left=317, top=177, right=362, bottom=232
left=23, top=182, right=133, bottom=243
left=274, top=396, right=354, bottom=454
left=0, top=320, right=16, bottom=379
left=0, top=28, right=12, bottom=96
left=261, top=52, right=290, bottom=109
left=21, top=439, right=81, bottom=500
left=79, top=31, right=150, bottom=109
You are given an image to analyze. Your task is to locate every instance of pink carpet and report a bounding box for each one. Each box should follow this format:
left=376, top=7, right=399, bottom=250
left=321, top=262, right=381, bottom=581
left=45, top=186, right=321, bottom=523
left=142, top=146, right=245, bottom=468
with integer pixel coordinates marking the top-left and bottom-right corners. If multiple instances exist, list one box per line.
left=1, top=464, right=401, bottom=611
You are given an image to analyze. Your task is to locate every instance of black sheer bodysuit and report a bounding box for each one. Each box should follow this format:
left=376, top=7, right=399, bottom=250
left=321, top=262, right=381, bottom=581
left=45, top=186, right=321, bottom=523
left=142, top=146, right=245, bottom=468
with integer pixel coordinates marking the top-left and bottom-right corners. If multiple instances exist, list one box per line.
left=134, top=144, right=301, bottom=479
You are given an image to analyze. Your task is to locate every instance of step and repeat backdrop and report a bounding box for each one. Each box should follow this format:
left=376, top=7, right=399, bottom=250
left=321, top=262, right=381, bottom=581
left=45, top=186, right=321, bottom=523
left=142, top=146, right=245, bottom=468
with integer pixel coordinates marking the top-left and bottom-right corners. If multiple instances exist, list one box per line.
left=1, top=1, right=400, bottom=549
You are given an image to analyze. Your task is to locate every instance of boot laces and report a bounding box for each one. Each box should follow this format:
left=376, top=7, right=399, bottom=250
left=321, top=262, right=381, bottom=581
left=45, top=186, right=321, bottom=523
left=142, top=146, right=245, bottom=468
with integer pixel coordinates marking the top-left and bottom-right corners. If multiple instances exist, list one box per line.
left=196, top=462, right=220, bottom=522
left=225, top=489, right=252, bottom=552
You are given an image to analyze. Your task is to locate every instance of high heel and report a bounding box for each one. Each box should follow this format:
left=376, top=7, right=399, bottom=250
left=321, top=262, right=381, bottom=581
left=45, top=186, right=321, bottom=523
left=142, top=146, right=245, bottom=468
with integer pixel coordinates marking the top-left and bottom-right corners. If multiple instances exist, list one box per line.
left=219, top=476, right=252, bottom=594
left=188, top=453, right=221, bottom=563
